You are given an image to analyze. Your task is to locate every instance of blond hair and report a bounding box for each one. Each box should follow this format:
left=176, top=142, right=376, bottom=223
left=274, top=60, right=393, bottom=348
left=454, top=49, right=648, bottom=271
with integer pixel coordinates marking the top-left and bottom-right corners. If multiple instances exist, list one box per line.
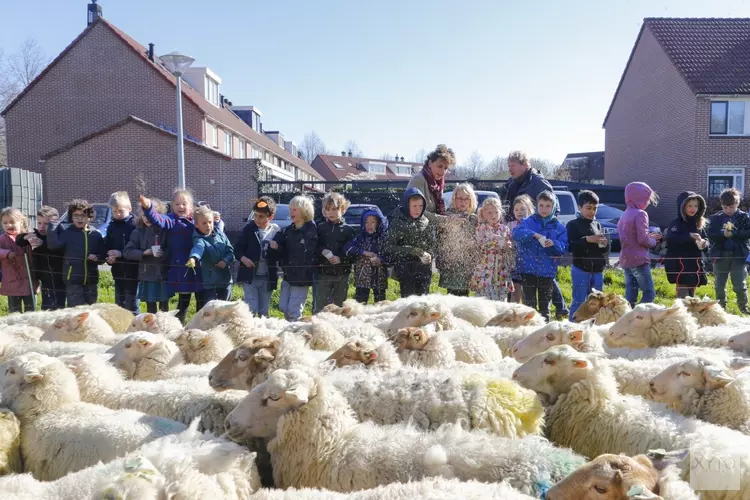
left=477, top=197, right=504, bottom=223
left=507, top=150, right=531, bottom=168
left=513, top=194, right=535, bottom=217
left=0, top=207, right=29, bottom=232
left=289, top=195, right=314, bottom=223
left=322, top=192, right=350, bottom=213
left=449, top=183, right=478, bottom=214
left=135, top=198, right=166, bottom=228
left=108, top=191, right=132, bottom=209
left=172, top=188, right=195, bottom=207
left=193, top=205, right=214, bottom=222
left=37, top=205, right=59, bottom=219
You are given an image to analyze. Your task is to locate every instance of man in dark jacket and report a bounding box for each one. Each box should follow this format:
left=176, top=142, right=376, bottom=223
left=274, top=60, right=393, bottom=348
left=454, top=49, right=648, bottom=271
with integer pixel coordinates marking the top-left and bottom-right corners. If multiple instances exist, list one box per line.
left=16, top=206, right=65, bottom=310
left=567, top=191, right=610, bottom=320
left=384, top=187, right=436, bottom=297
left=315, top=193, right=356, bottom=313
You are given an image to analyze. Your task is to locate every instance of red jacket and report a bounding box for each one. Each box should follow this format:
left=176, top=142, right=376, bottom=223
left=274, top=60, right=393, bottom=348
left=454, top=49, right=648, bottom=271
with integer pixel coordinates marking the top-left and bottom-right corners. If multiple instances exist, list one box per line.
left=0, top=233, right=34, bottom=296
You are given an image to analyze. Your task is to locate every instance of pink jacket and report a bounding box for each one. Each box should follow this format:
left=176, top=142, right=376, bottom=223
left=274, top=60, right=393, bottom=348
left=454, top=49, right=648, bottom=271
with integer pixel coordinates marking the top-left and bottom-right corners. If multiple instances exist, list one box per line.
left=0, top=233, right=33, bottom=296
left=617, top=182, right=658, bottom=269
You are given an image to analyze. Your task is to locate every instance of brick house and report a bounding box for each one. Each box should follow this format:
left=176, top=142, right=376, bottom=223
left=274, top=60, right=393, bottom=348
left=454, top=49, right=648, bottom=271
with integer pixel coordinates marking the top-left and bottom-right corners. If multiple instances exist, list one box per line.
left=604, top=18, right=750, bottom=225
left=311, top=153, right=423, bottom=181
left=561, top=151, right=605, bottom=184
left=0, top=7, right=322, bottom=230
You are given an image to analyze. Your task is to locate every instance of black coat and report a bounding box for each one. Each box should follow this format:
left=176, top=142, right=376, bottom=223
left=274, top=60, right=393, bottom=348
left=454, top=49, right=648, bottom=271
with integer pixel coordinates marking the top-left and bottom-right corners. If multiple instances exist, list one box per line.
left=275, top=221, right=318, bottom=287
left=16, top=229, right=64, bottom=288
left=566, top=216, right=609, bottom=273
left=316, top=220, right=356, bottom=276
left=104, top=216, right=139, bottom=280
left=47, top=221, right=106, bottom=286
left=664, top=191, right=708, bottom=288
left=234, top=221, right=280, bottom=290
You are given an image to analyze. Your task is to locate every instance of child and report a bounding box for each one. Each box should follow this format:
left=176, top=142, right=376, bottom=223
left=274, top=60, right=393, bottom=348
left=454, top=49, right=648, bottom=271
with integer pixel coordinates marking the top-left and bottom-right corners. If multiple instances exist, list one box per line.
left=16, top=206, right=65, bottom=310
left=314, top=192, right=356, bottom=313
left=140, top=190, right=203, bottom=324
left=186, top=206, right=235, bottom=302
left=47, top=199, right=105, bottom=306
left=384, top=187, right=436, bottom=297
left=617, top=182, right=661, bottom=307
left=234, top=197, right=280, bottom=317
left=345, top=206, right=389, bottom=304
left=469, top=198, right=514, bottom=301
left=513, top=191, right=568, bottom=321
left=0, top=207, right=35, bottom=313
left=708, top=188, right=750, bottom=313
left=123, top=199, right=171, bottom=313
left=664, top=191, right=709, bottom=298
left=270, top=195, right=317, bottom=321
left=104, top=192, right=139, bottom=314
left=567, top=190, right=610, bottom=320
left=508, top=194, right=535, bottom=303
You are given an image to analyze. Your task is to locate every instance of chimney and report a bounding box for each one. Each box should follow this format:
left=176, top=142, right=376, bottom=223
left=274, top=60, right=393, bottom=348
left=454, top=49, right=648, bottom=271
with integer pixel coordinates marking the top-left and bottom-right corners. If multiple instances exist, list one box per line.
left=147, top=43, right=155, bottom=61
left=400, top=156, right=405, bottom=161
left=348, top=150, right=353, bottom=157
left=341, top=151, right=346, bottom=156
left=87, top=0, right=102, bottom=25
left=394, top=154, right=399, bottom=161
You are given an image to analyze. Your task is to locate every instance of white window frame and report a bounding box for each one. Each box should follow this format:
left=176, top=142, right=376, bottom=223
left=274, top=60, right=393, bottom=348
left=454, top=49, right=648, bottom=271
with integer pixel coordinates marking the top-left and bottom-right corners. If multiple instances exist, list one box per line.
left=210, top=123, right=218, bottom=148
left=224, top=132, right=233, bottom=156
left=393, top=164, right=412, bottom=177
left=709, top=99, right=750, bottom=136
left=366, top=161, right=387, bottom=175
left=237, top=141, right=246, bottom=159
left=707, top=166, right=746, bottom=198
left=205, top=75, right=220, bottom=107
left=333, top=162, right=344, bottom=169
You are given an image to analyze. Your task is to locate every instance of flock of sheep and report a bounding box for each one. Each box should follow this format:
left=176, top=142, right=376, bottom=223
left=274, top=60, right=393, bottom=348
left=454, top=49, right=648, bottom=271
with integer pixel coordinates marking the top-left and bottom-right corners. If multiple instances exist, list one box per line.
left=1, top=290, right=750, bottom=499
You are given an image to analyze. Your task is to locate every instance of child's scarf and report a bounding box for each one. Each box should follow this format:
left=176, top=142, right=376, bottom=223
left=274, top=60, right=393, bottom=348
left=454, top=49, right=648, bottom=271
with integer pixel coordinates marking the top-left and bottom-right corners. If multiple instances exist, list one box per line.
left=421, top=164, right=446, bottom=215
left=540, top=197, right=559, bottom=225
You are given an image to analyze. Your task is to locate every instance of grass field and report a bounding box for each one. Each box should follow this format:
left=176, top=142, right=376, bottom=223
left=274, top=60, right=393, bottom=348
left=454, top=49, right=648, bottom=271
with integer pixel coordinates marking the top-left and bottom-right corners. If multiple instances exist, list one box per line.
left=0, top=266, right=745, bottom=321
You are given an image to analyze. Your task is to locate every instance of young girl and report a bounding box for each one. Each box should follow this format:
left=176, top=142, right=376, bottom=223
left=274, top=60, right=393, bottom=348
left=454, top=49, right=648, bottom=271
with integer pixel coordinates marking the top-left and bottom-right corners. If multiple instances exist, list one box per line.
left=508, top=195, right=534, bottom=303
left=187, top=206, right=235, bottom=302
left=617, top=182, right=662, bottom=306
left=0, top=207, right=34, bottom=313
left=123, top=199, right=171, bottom=313
left=270, top=195, right=318, bottom=321
left=664, top=191, right=709, bottom=298
left=139, top=190, right=203, bottom=324
left=345, top=206, right=389, bottom=304
left=469, top=198, right=514, bottom=301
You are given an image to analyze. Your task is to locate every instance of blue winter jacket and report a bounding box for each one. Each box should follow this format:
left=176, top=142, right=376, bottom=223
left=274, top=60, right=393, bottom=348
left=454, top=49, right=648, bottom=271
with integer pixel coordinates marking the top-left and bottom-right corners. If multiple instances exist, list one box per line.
left=189, top=228, right=235, bottom=288
left=104, top=215, right=139, bottom=280
left=344, top=206, right=389, bottom=261
left=233, top=221, right=280, bottom=288
left=144, top=205, right=202, bottom=294
left=513, top=214, right=568, bottom=278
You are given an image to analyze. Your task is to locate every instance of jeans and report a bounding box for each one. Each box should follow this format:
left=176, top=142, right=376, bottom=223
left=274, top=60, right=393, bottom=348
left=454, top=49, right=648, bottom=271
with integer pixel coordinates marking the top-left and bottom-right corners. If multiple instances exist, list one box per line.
left=314, top=273, right=350, bottom=313
left=114, top=278, right=140, bottom=315
left=176, top=291, right=206, bottom=324
left=146, top=301, right=170, bottom=313
left=202, top=286, right=230, bottom=302
left=279, top=280, right=309, bottom=321
left=623, top=264, right=656, bottom=307
left=67, top=284, right=98, bottom=306
left=713, top=257, right=748, bottom=310
left=552, top=279, right=568, bottom=316
left=354, top=286, right=386, bottom=304
left=569, top=266, right=604, bottom=321
left=400, top=274, right=431, bottom=298
left=244, top=276, right=273, bottom=317
left=8, top=295, right=34, bottom=313
left=41, top=285, right=66, bottom=310
left=521, top=274, right=554, bottom=321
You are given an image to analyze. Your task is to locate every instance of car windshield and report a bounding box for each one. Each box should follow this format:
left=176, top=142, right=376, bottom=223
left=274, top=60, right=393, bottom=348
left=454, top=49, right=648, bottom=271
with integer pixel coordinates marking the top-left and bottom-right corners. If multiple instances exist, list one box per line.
left=557, top=195, right=576, bottom=215
left=595, top=204, right=624, bottom=221
left=60, top=205, right=109, bottom=225
left=274, top=205, right=290, bottom=220
left=347, top=206, right=375, bottom=221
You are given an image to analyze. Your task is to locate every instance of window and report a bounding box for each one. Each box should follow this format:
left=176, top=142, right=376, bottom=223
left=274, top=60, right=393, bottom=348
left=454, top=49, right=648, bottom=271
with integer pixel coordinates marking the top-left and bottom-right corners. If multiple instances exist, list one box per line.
left=224, top=132, right=232, bottom=156
left=205, top=122, right=217, bottom=148
left=237, top=141, right=246, bottom=159
left=204, top=75, right=220, bottom=106
left=710, top=101, right=746, bottom=135
left=252, top=147, right=261, bottom=159
left=365, top=162, right=387, bottom=175
left=708, top=167, right=745, bottom=198
left=394, top=164, right=412, bottom=176
left=333, top=162, right=344, bottom=169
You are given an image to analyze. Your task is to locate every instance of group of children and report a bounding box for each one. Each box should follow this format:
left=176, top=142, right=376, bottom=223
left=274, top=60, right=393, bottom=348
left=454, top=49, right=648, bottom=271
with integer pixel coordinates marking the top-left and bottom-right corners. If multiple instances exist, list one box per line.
left=1, top=180, right=748, bottom=323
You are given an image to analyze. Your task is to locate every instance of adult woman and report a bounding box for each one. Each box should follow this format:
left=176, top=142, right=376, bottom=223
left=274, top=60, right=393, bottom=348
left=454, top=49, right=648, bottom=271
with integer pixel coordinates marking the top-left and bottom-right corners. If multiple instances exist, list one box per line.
left=407, top=144, right=456, bottom=215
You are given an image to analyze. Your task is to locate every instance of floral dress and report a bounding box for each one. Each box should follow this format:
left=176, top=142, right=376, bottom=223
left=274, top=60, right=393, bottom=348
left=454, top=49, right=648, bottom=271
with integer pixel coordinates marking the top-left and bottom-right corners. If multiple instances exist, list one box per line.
left=469, top=222, right=515, bottom=300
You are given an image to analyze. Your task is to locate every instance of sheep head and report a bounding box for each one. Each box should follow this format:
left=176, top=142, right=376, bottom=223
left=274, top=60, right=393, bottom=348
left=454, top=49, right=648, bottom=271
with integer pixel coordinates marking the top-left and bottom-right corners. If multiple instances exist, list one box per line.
left=486, top=306, right=539, bottom=327
left=572, top=289, right=608, bottom=322
left=172, top=328, right=223, bottom=361
left=39, top=311, right=95, bottom=342
left=648, top=357, right=747, bottom=407
left=0, top=353, right=80, bottom=414
left=512, top=345, right=596, bottom=405
left=728, top=330, right=750, bottom=354
left=511, top=321, right=587, bottom=362
left=390, top=327, right=431, bottom=353
left=129, top=310, right=181, bottom=333
left=186, top=300, right=246, bottom=330
left=326, top=340, right=378, bottom=368
left=225, top=368, right=317, bottom=442
left=545, top=450, right=689, bottom=500
left=681, top=296, right=718, bottom=314
left=208, top=336, right=280, bottom=391
left=386, top=301, right=445, bottom=336
left=321, top=304, right=343, bottom=315
left=107, top=332, right=159, bottom=363
left=607, top=304, right=681, bottom=349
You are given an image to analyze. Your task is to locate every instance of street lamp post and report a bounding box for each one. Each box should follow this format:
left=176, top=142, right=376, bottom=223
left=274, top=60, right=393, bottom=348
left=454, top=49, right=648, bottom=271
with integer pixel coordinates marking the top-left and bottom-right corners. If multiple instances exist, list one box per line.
left=160, top=51, right=195, bottom=190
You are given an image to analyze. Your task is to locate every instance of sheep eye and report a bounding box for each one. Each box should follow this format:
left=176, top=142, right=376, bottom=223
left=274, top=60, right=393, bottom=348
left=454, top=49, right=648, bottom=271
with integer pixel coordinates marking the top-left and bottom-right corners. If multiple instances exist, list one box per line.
left=203, top=311, right=211, bottom=317
left=237, top=355, right=248, bottom=362
left=268, top=395, right=280, bottom=401
left=6, top=368, right=14, bottom=375
left=545, top=333, right=556, bottom=341
left=636, top=315, right=644, bottom=320
left=678, top=371, right=690, bottom=377
left=594, top=485, right=607, bottom=493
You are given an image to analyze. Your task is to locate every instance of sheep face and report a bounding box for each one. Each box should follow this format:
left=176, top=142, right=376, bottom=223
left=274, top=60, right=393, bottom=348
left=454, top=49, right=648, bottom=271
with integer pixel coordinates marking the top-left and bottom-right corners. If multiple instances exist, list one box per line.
left=39, top=311, right=93, bottom=342
left=186, top=300, right=244, bottom=330
left=208, top=336, right=280, bottom=391
left=728, top=330, right=750, bottom=354
left=607, top=304, right=680, bottom=349
left=571, top=290, right=607, bottom=322
left=172, top=329, right=217, bottom=360
left=129, top=310, right=180, bottom=333
left=511, top=322, right=585, bottom=362
left=545, top=452, right=685, bottom=500
left=648, top=358, right=736, bottom=406
left=681, top=296, right=718, bottom=315
left=390, top=327, right=430, bottom=353
left=326, top=340, right=378, bottom=368
left=225, top=368, right=316, bottom=442
left=486, top=307, right=539, bottom=327
left=0, top=353, right=51, bottom=399
left=512, top=345, right=593, bottom=404
left=107, top=332, right=158, bottom=364
left=386, top=302, right=444, bottom=336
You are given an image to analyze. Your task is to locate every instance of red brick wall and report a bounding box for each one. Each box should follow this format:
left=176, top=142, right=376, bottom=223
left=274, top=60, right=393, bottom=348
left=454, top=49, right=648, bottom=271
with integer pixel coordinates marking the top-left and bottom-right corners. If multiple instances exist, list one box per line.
left=4, top=22, right=203, bottom=173
left=43, top=121, right=257, bottom=231
left=604, top=26, right=698, bottom=226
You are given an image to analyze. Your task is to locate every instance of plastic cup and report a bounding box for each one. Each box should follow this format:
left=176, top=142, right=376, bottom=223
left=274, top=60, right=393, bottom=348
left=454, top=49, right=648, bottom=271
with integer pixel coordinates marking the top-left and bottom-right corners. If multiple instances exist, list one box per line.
left=151, top=245, right=161, bottom=256
left=322, top=249, right=334, bottom=260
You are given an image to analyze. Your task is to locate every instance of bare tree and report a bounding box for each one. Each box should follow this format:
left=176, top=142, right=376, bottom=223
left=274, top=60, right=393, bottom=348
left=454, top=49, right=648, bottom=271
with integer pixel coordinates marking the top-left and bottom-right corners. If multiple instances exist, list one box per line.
left=485, top=155, right=508, bottom=180
left=379, top=152, right=394, bottom=161
left=412, top=148, right=427, bottom=165
left=530, top=158, right=560, bottom=179
left=6, top=39, right=46, bottom=88
left=344, top=140, right=363, bottom=158
left=552, top=165, right=572, bottom=181
left=456, top=150, right=486, bottom=179
left=299, top=131, right=328, bottom=164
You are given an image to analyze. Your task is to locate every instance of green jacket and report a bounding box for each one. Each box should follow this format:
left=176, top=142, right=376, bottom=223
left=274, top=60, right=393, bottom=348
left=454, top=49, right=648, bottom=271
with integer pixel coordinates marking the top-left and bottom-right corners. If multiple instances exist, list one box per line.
left=384, top=187, right=435, bottom=280
left=189, top=228, right=234, bottom=288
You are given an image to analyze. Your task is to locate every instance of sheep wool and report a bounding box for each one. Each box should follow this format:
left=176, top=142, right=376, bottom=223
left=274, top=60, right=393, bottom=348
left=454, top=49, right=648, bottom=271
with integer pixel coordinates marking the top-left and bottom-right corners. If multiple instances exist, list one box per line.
left=186, top=300, right=288, bottom=346
left=439, top=328, right=503, bottom=364
left=128, top=310, right=182, bottom=334
left=395, top=327, right=456, bottom=368
left=0, top=324, right=45, bottom=341
left=286, top=318, right=347, bottom=351
left=77, top=303, right=135, bottom=333
left=106, top=331, right=184, bottom=380
left=306, top=313, right=387, bottom=344
left=172, top=326, right=234, bottom=364
left=0, top=408, right=21, bottom=475
left=0, top=338, right=109, bottom=364
left=39, top=310, right=122, bottom=345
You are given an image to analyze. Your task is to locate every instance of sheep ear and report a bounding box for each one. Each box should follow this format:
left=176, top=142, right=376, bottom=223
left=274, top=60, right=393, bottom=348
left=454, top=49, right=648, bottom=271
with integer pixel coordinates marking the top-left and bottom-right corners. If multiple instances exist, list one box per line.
left=646, top=448, right=689, bottom=470
left=23, top=369, right=43, bottom=383
left=651, top=306, right=680, bottom=322
left=705, top=367, right=735, bottom=389
left=167, top=310, right=180, bottom=317
left=567, top=330, right=584, bottom=343
left=254, top=348, right=275, bottom=362
left=571, top=358, right=589, bottom=369
left=523, top=311, right=536, bottom=321
left=137, top=338, right=153, bottom=347
left=285, top=385, right=309, bottom=405
left=729, top=358, right=750, bottom=371
left=74, top=312, right=90, bottom=327
left=198, top=337, right=211, bottom=348
left=341, top=306, right=352, bottom=316
left=301, top=332, right=312, bottom=341
left=429, top=310, right=441, bottom=321
left=142, top=314, right=155, bottom=324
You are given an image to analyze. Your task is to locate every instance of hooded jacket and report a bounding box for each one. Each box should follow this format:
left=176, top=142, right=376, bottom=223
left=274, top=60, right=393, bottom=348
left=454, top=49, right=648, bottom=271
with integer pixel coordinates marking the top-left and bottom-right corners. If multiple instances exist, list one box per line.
left=664, top=191, right=708, bottom=287
left=617, top=182, right=658, bottom=269
left=513, top=211, right=568, bottom=278
left=122, top=225, right=168, bottom=283
left=384, top=187, right=435, bottom=280
left=233, top=220, right=280, bottom=288
left=345, top=207, right=389, bottom=289
left=274, top=220, right=318, bottom=287
left=502, top=168, right=554, bottom=222
left=189, top=228, right=235, bottom=288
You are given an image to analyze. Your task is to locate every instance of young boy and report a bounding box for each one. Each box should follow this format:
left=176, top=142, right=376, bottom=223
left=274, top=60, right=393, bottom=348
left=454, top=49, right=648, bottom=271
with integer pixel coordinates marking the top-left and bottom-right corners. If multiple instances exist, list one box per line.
left=234, top=197, right=280, bottom=317
left=104, top=192, right=139, bottom=314
left=47, top=199, right=105, bottom=306
left=707, top=187, right=750, bottom=313
left=186, top=206, right=235, bottom=302
left=566, top=190, right=610, bottom=320
left=345, top=206, right=389, bottom=304
left=384, top=187, right=436, bottom=298
left=513, top=190, right=568, bottom=321
left=314, top=192, right=356, bottom=313
left=16, top=206, right=66, bottom=310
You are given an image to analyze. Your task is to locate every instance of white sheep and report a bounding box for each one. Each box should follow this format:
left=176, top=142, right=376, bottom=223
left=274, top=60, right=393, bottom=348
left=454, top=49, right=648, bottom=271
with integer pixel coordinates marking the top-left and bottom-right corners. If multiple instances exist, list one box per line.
left=391, top=324, right=502, bottom=366
left=0, top=352, right=187, bottom=481
left=386, top=301, right=476, bottom=336
left=0, top=324, right=45, bottom=341
left=485, top=304, right=545, bottom=328
left=171, top=326, right=234, bottom=364
left=106, top=331, right=184, bottom=380
left=648, top=356, right=750, bottom=434
left=326, top=339, right=401, bottom=370
left=0, top=336, right=110, bottom=364
left=571, top=289, right=631, bottom=324
left=187, top=300, right=288, bottom=345
left=0, top=419, right=261, bottom=500
left=224, top=367, right=585, bottom=495
left=128, top=310, right=182, bottom=334
left=160, top=362, right=216, bottom=380
left=78, top=303, right=135, bottom=333
left=680, top=296, right=750, bottom=328
left=0, top=408, right=21, bottom=475
left=285, top=318, right=347, bottom=351
left=304, top=313, right=388, bottom=343
left=512, top=345, right=750, bottom=500
left=728, top=330, right=750, bottom=355
left=39, top=310, right=122, bottom=345
left=60, top=352, right=247, bottom=436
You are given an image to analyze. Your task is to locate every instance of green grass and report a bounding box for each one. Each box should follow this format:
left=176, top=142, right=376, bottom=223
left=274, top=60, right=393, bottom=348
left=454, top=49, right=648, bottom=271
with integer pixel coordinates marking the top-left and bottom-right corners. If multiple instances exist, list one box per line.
left=1, top=266, right=747, bottom=320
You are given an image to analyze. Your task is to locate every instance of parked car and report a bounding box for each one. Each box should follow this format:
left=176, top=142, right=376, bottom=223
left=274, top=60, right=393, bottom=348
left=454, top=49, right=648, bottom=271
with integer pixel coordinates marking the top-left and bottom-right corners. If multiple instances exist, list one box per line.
left=57, top=203, right=112, bottom=236
left=345, top=204, right=379, bottom=231
left=593, top=203, right=662, bottom=262
left=244, top=203, right=293, bottom=230
left=442, top=190, right=499, bottom=213
left=553, top=189, right=578, bottom=226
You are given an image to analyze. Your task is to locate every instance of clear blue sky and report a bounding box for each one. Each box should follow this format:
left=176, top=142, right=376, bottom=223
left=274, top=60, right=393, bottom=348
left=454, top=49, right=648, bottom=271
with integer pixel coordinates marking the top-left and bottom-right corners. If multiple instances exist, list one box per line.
left=2, top=0, right=749, bottom=164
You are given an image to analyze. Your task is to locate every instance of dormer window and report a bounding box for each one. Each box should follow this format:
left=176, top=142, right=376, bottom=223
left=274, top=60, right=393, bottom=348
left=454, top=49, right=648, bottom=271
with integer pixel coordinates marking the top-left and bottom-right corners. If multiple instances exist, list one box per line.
left=365, top=162, right=387, bottom=175
left=205, top=75, right=220, bottom=106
